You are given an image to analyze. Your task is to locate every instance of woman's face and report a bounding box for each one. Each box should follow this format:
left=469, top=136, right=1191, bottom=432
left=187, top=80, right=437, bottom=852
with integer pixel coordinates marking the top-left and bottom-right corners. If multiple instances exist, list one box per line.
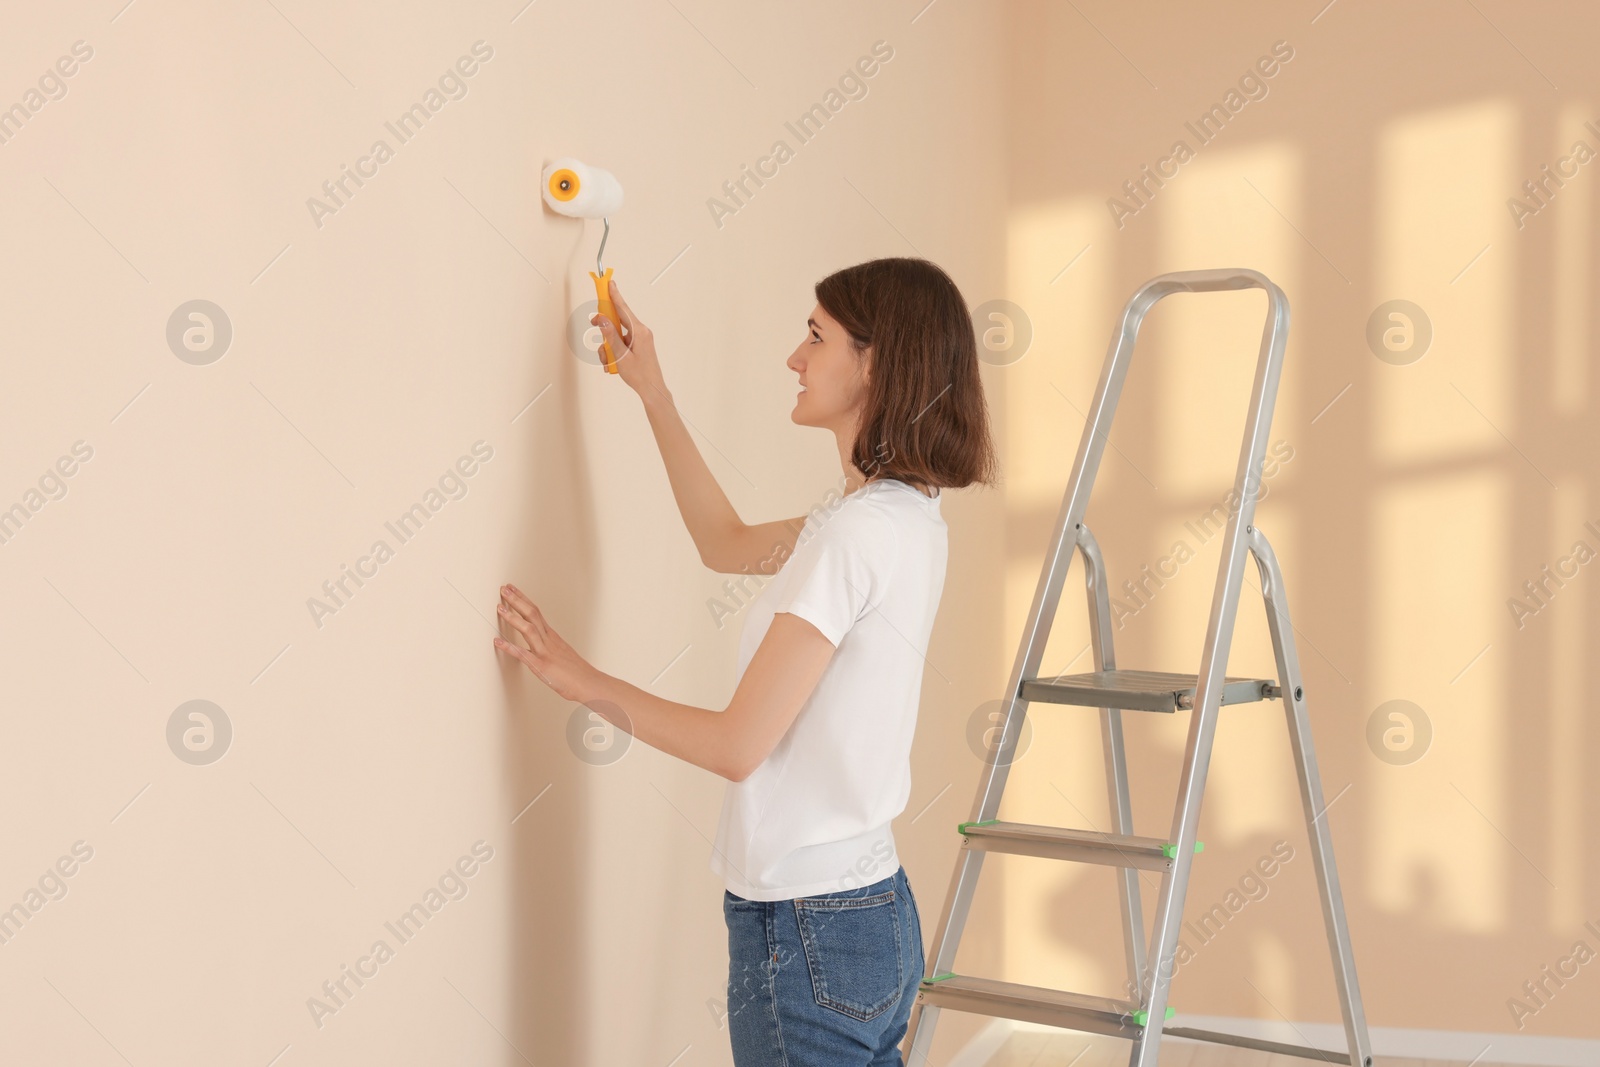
left=787, top=304, right=869, bottom=433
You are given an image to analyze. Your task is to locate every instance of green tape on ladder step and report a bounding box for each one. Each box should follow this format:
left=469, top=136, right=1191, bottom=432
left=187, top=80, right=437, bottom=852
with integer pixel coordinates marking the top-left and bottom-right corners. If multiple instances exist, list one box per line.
left=1132, top=1005, right=1175, bottom=1026
left=1160, top=841, right=1204, bottom=859
left=925, top=972, right=956, bottom=983
left=957, top=819, right=999, bottom=835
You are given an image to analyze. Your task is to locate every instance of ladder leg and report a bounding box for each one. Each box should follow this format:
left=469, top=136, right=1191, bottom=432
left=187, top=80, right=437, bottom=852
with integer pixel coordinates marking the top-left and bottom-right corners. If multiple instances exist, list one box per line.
left=907, top=685, right=1027, bottom=1063
left=1101, top=708, right=1145, bottom=1002
left=1247, top=527, right=1374, bottom=1067
left=1125, top=698, right=1221, bottom=1067
left=909, top=357, right=1120, bottom=1058
left=1077, top=524, right=1147, bottom=1002
left=1129, top=519, right=1263, bottom=1065
left=905, top=847, right=987, bottom=1065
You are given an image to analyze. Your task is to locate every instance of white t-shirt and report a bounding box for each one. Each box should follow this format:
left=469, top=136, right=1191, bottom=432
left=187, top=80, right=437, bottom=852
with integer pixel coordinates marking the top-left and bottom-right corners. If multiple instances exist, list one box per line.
left=710, top=477, right=949, bottom=901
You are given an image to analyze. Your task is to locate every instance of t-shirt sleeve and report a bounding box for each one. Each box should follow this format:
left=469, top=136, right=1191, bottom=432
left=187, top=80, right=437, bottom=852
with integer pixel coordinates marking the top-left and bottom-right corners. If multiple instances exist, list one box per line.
left=770, top=504, right=897, bottom=647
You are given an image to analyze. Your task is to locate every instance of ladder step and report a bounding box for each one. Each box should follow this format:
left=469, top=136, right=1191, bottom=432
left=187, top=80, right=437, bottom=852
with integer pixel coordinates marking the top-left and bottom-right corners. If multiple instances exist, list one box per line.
left=916, top=973, right=1143, bottom=1038
left=1021, top=668, right=1280, bottom=713
left=958, top=819, right=1192, bottom=871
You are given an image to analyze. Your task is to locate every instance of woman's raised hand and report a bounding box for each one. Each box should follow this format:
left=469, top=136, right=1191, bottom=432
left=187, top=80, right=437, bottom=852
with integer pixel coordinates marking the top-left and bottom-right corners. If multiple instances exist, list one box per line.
left=592, top=278, right=668, bottom=404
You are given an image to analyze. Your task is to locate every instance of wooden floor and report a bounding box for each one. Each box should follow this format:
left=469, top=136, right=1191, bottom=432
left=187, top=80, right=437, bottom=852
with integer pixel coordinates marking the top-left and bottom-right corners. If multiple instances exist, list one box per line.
left=982, top=1030, right=1516, bottom=1067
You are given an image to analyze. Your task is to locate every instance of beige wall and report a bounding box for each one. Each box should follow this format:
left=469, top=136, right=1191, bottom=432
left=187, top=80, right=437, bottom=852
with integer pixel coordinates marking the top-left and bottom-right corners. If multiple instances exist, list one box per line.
left=999, top=0, right=1599, bottom=1045
left=0, top=3, right=1004, bottom=1065
left=1, top=1, right=1594, bottom=1065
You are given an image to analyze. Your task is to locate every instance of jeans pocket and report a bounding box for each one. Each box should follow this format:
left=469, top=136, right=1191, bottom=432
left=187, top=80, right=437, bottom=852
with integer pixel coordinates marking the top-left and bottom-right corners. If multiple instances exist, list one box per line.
left=793, top=888, right=903, bottom=1022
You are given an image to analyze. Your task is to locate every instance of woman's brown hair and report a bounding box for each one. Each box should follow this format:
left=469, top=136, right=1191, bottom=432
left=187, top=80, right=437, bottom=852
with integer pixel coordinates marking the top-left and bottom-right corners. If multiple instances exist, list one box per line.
left=815, top=257, right=999, bottom=493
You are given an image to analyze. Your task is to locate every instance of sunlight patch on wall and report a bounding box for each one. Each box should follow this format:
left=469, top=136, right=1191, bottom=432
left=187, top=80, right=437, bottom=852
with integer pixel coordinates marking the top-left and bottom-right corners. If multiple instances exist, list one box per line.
left=1156, top=141, right=1300, bottom=498
left=1551, top=102, right=1593, bottom=415
left=1002, top=196, right=1113, bottom=512
left=1368, top=472, right=1508, bottom=932
left=1374, top=100, right=1516, bottom=463
left=1545, top=482, right=1587, bottom=928
left=1249, top=929, right=1298, bottom=1021
left=997, top=194, right=1125, bottom=1002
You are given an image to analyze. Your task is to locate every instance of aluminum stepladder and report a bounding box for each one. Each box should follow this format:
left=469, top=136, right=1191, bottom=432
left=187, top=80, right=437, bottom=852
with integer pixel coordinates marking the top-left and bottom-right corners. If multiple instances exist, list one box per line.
left=905, top=269, right=1373, bottom=1067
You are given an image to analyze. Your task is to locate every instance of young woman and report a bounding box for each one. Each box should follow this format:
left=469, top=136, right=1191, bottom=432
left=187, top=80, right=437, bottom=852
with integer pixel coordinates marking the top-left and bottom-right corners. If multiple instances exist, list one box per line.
left=493, top=257, right=998, bottom=1065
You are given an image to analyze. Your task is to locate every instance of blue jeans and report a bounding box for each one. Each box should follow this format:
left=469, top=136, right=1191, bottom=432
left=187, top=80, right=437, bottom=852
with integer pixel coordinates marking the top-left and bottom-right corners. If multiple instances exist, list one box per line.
left=723, top=866, right=925, bottom=1066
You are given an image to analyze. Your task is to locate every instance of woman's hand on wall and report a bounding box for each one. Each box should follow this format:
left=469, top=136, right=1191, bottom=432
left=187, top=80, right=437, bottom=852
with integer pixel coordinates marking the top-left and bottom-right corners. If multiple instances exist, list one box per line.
left=592, top=279, right=669, bottom=407
left=493, top=583, right=603, bottom=703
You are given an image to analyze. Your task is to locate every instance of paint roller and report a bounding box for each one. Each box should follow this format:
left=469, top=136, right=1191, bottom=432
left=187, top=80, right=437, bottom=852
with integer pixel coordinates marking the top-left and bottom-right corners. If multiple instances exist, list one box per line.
left=542, top=157, right=625, bottom=374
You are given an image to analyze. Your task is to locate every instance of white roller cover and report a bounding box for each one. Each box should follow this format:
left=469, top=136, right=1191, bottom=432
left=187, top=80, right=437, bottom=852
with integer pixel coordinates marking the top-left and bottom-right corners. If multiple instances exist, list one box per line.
left=542, top=157, right=623, bottom=218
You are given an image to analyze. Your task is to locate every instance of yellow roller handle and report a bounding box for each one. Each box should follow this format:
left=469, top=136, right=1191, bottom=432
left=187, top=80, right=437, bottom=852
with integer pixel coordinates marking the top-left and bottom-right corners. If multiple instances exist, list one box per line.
left=589, top=268, right=620, bottom=374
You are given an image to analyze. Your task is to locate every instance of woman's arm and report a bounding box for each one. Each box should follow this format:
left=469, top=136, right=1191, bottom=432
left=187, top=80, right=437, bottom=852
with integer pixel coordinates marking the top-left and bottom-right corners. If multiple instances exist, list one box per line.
left=586, top=611, right=833, bottom=780
left=494, top=584, right=834, bottom=781
left=593, top=281, right=805, bottom=574
left=638, top=386, right=768, bottom=573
